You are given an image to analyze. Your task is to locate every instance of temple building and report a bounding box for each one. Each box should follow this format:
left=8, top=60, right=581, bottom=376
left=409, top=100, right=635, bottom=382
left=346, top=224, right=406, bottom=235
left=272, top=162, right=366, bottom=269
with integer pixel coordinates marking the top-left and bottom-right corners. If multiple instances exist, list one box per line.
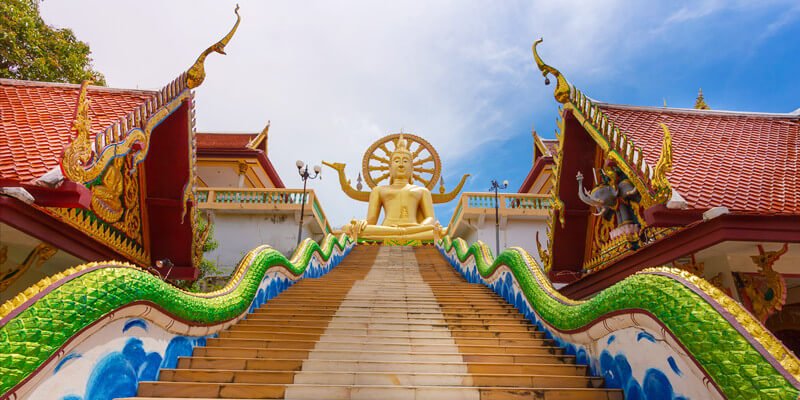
left=0, top=77, right=206, bottom=301
left=194, top=127, right=332, bottom=270
left=530, top=41, right=800, bottom=353
left=444, top=133, right=554, bottom=260
left=0, top=5, right=246, bottom=300
left=518, top=132, right=558, bottom=195
left=2, top=15, right=799, bottom=397
left=196, top=126, right=283, bottom=190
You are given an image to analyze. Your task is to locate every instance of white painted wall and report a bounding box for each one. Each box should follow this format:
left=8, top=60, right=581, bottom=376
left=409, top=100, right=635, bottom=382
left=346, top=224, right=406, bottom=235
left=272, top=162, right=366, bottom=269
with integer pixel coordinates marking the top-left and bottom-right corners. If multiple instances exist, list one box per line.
left=205, top=211, right=322, bottom=274
left=454, top=216, right=549, bottom=265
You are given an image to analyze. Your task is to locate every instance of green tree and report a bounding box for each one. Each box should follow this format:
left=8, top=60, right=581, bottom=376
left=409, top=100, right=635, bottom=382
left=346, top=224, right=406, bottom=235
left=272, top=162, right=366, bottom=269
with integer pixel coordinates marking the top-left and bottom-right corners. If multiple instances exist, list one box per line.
left=0, top=0, right=106, bottom=84
left=175, top=211, right=224, bottom=292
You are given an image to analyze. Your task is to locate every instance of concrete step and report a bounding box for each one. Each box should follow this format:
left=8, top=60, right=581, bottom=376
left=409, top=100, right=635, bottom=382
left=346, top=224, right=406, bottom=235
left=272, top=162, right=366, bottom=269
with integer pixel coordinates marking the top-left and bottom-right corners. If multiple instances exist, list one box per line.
left=242, top=315, right=530, bottom=324
left=157, top=368, right=605, bottom=388
left=133, top=383, right=623, bottom=399
left=177, top=357, right=588, bottom=376
left=249, top=310, right=528, bottom=318
left=130, top=245, right=617, bottom=400
left=224, top=327, right=544, bottom=339
left=193, top=347, right=573, bottom=364
left=214, top=333, right=554, bottom=347
left=234, top=320, right=539, bottom=332
left=205, top=338, right=562, bottom=354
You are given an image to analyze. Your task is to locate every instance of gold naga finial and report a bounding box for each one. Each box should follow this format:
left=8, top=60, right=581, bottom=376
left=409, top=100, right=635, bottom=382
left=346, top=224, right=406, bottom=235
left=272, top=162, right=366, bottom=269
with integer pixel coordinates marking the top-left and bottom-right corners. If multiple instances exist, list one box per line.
left=186, top=4, right=241, bottom=89
left=652, top=122, right=674, bottom=203
left=246, top=120, right=270, bottom=150
left=532, top=38, right=570, bottom=104
left=694, top=88, right=710, bottom=110
left=61, top=80, right=94, bottom=183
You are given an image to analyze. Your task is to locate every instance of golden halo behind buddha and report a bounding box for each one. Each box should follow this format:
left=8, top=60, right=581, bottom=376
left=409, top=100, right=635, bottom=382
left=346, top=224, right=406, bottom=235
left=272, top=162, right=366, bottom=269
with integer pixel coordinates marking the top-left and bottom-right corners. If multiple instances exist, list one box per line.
left=361, top=133, right=441, bottom=191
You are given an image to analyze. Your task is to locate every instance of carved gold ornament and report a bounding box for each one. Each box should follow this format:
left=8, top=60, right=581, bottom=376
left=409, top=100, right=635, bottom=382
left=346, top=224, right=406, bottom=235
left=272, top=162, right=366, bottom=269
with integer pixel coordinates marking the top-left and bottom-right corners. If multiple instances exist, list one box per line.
left=61, top=81, right=94, bottom=183
left=741, top=244, right=788, bottom=322
left=0, top=243, right=58, bottom=292
left=90, top=157, right=125, bottom=223
left=652, top=123, right=674, bottom=204
left=187, top=5, right=241, bottom=89
left=324, top=133, right=469, bottom=204
left=532, top=39, right=570, bottom=104
left=363, top=133, right=441, bottom=190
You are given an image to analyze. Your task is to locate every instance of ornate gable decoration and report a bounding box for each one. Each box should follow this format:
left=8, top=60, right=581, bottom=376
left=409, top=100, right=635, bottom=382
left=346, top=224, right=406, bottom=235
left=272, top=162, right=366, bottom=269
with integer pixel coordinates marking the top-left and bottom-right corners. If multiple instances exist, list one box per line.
left=531, top=39, right=675, bottom=272
left=55, top=6, right=241, bottom=268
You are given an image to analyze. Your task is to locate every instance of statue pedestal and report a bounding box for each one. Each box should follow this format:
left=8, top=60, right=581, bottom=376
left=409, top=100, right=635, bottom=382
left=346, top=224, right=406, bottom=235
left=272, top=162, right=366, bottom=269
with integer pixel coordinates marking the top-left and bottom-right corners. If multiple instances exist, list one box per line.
left=357, top=238, right=434, bottom=246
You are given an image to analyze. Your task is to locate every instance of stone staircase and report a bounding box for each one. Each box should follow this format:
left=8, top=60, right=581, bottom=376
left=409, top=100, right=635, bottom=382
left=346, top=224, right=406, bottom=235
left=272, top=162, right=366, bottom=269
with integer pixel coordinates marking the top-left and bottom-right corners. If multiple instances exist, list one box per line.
left=128, top=245, right=622, bottom=399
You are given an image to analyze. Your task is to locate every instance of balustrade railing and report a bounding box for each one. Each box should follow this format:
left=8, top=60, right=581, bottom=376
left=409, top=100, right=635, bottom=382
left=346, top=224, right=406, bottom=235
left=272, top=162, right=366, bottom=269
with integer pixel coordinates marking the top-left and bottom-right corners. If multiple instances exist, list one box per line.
left=195, top=187, right=331, bottom=234
left=448, top=192, right=551, bottom=233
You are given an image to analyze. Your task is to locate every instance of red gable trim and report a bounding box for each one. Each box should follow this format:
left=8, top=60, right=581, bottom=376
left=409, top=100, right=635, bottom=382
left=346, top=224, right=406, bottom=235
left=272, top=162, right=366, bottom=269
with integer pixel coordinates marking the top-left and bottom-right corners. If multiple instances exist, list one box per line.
left=0, top=178, right=92, bottom=209
left=0, top=196, right=122, bottom=261
left=196, top=133, right=256, bottom=149
left=197, top=148, right=285, bottom=188
left=518, top=156, right=553, bottom=193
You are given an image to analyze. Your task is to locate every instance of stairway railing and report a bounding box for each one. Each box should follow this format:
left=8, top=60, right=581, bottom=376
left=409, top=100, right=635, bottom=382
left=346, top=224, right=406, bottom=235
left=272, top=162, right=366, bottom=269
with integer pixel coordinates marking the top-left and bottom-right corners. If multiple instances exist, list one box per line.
left=437, top=236, right=800, bottom=400
left=0, top=234, right=353, bottom=398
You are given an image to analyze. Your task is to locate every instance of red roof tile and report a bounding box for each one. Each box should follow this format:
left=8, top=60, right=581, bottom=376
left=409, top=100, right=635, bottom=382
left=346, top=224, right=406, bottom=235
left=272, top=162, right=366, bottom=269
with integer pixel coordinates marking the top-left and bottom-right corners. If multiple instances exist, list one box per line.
left=542, top=139, right=558, bottom=156
left=598, top=104, right=800, bottom=214
left=196, top=133, right=257, bottom=149
left=0, top=79, right=154, bottom=182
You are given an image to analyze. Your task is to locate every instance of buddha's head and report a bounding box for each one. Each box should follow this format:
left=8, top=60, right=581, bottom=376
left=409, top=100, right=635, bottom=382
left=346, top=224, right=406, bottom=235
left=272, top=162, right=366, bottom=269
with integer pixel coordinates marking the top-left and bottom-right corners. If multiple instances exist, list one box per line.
left=390, top=134, right=413, bottom=183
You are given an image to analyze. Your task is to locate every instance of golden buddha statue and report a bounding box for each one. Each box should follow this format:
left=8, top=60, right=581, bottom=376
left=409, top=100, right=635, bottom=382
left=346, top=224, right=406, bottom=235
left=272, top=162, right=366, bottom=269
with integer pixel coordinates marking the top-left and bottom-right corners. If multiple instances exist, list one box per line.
left=324, top=133, right=470, bottom=243
left=342, top=135, right=443, bottom=241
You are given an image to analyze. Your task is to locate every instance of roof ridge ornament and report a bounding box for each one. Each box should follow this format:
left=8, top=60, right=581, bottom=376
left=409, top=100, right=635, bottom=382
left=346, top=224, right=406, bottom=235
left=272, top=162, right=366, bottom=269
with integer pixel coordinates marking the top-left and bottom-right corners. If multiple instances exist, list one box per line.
left=61, top=81, right=94, bottom=183
left=186, top=4, right=241, bottom=89
left=532, top=38, right=570, bottom=104
left=694, top=88, right=710, bottom=110
left=246, top=120, right=270, bottom=150
left=652, top=122, right=674, bottom=203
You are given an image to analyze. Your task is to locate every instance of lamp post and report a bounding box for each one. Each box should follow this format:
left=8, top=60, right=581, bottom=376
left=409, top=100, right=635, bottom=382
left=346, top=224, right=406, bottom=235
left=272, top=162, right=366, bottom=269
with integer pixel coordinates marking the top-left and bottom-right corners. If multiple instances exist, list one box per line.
left=489, top=179, right=508, bottom=257
left=296, top=160, right=321, bottom=248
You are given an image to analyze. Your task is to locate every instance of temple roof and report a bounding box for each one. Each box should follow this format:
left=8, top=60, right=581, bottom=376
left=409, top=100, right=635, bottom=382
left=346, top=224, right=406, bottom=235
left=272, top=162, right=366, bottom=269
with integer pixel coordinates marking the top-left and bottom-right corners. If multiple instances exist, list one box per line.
left=196, top=131, right=284, bottom=188
left=197, top=133, right=259, bottom=149
left=542, top=139, right=558, bottom=156
left=598, top=103, right=800, bottom=214
left=0, top=79, right=154, bottom=182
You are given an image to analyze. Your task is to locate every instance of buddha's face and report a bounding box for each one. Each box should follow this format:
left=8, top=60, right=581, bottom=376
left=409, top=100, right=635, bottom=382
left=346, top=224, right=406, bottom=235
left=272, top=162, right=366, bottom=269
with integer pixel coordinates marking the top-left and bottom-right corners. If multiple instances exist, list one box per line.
left=390, top=151, right=412, bottom=181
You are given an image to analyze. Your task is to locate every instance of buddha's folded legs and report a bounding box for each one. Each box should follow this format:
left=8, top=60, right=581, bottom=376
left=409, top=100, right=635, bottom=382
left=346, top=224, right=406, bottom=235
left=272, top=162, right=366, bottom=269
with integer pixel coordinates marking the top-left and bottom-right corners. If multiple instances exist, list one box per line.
left=342, top=220, right=439, bottom=241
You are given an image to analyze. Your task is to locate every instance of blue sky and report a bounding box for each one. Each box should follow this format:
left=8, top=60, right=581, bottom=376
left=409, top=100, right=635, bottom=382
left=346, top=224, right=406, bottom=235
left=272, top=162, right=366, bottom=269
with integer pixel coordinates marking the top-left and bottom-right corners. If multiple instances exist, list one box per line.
left=40, top=1, right=800, bottom=226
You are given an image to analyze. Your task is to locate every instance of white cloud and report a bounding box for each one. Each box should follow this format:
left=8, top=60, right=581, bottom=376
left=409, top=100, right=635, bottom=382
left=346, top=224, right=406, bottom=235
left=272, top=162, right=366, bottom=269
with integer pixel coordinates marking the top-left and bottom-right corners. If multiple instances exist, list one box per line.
left=664, top=1, right=721, bottom=24
left=40, top=0, right=787, bottom=227
left=760, top=4, right=800, bottom=40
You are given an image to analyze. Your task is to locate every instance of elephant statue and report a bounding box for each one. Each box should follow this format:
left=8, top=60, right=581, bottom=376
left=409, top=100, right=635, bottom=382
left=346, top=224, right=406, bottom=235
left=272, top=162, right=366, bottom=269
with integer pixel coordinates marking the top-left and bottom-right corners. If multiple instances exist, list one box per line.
left=576, top=163, right=642, bottom=240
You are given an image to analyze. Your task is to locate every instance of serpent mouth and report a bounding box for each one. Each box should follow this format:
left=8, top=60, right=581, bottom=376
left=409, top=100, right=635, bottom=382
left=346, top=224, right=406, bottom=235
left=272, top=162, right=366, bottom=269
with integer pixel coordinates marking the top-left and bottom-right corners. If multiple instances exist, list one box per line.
left=90, top=195, right=124, bottom=223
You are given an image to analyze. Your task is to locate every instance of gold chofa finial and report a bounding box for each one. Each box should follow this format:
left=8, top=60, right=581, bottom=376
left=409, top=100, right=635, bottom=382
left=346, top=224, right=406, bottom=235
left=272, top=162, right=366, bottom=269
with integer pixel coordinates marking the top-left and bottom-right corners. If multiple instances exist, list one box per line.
left=246, top=120, right=270, bottom=150
left=62, top=80, right=94, bottom=183
left=694, top=88, right=710, bottom=110
left=532, top=38, right=570, bottom=104
left=652, top=123, right=674, bottom=203
left=186, top=5, right=241, bottom=89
